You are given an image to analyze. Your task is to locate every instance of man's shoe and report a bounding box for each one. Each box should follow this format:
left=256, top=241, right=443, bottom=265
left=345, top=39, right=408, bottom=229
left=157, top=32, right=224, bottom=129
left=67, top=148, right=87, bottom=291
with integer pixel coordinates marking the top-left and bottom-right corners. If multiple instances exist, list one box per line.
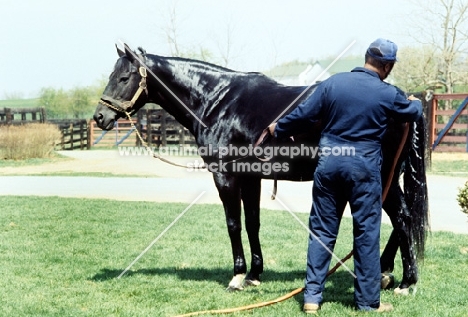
left=375, top=302, right=393, bottom=312
left=303, top=303, right=320, bottom=314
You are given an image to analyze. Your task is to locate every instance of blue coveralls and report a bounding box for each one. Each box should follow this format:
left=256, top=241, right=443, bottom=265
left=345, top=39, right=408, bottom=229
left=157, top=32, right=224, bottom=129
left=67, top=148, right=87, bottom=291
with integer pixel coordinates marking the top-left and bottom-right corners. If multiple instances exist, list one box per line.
left=275, top=67, right=422, bottom=310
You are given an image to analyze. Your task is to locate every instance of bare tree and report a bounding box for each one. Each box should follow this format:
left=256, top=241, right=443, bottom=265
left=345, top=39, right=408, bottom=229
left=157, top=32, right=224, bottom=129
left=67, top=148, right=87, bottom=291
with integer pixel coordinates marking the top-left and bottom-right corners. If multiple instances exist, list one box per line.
left=3, top=91, right=25, bottom=100
left=159, top=1, right=218, bottom=64
left=161, top=0, right=183, bottom=57
left=408, top=0, right=468, bottom=108
left=392, top=46, right=440, bottom=92
left=215, top=19, right=236, bottom=68
left=438, top=0, right=468, bottom=96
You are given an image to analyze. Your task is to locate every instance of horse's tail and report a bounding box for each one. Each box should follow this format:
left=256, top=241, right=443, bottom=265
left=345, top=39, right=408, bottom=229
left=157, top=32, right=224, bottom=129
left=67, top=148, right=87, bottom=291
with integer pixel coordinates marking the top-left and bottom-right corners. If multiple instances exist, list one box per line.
left=403, top=115, right=430, bottom=260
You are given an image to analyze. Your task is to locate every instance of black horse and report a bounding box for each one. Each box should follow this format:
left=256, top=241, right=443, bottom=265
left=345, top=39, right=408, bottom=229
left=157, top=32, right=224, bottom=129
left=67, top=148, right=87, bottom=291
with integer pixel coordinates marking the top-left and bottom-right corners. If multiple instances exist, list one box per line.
left=94, top=44, right=429, bottom=294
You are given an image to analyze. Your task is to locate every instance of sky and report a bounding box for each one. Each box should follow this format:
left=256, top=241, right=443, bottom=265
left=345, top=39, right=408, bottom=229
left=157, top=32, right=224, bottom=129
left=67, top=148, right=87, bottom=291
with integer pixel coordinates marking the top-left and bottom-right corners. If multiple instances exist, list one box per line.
left=0, top=0, right=418, bottom=99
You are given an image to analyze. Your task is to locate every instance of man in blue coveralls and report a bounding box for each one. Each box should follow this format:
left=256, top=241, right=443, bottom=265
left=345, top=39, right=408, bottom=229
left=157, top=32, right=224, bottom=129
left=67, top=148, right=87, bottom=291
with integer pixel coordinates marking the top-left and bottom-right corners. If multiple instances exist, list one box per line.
left=268, top=38, right=422, bottom=313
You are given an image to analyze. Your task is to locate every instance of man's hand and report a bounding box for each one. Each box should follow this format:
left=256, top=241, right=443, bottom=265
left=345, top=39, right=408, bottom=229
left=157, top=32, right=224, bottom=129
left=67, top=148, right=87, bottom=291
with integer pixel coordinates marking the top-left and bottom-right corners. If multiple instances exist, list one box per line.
left=407, top=95, right=420, bottom=101
left=268, top=123, right=277, bottom=136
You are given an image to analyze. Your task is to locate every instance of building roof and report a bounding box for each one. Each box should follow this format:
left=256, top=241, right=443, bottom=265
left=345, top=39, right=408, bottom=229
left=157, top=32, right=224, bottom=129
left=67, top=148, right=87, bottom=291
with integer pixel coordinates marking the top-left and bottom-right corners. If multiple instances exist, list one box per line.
left=318, top=56, right=363, bottom=74
left=263, top=56, right=363, bottom=86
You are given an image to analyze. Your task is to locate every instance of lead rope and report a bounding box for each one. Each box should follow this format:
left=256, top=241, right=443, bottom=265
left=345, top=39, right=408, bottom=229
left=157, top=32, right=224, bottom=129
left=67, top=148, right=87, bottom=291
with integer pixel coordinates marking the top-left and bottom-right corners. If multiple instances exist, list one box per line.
left=253, top=128, right=279, bottom=200
left=99, top=100, right=204, bottom=169
left=124, top=111, right=206, bottom=170
left=173, top=123, right=411, bottom=317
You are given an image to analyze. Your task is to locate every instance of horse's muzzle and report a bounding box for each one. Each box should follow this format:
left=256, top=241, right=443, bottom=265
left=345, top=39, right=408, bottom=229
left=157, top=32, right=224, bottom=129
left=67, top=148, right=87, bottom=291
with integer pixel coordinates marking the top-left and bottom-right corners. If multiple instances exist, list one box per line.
left=94, top=103, right=116, bottom=131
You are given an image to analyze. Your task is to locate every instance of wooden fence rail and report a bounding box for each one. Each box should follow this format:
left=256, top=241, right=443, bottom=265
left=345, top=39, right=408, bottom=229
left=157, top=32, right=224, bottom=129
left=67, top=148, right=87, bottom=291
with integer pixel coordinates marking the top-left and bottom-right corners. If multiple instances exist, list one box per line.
left=0, top=106, right=194, bottom=150
left=89, top=108, right=195, bottom=148
left=0, top=107, right=88, bottom=150
left=0, top=107, right=46, bottom=124
left=3, top=95, right=468, bottom=153
left=136, top=108, right=195, bottom=147
left=49, top=119, right=89, bottom=150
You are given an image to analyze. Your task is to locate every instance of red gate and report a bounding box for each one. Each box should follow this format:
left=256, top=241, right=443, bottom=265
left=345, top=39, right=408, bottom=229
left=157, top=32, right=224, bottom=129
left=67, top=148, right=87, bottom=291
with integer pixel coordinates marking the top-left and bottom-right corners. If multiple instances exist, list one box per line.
left=430, top=93, right=468, bottom=152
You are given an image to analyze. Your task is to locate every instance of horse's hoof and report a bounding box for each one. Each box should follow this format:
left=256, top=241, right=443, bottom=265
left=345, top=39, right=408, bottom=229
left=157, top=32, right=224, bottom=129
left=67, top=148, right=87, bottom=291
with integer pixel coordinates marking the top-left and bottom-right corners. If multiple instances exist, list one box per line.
left=381, top=273, right=395, bottom=290
left=394, top=284, right=417, bottom=296
left=244, top=278, right=261, bottom=287
left=226, top=274, right=245, bottom=292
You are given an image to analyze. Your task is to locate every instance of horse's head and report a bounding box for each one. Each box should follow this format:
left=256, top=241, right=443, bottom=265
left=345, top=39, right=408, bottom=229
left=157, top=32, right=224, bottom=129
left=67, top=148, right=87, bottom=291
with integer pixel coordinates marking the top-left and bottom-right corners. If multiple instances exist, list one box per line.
left=94, top=45, right=149, bottom=130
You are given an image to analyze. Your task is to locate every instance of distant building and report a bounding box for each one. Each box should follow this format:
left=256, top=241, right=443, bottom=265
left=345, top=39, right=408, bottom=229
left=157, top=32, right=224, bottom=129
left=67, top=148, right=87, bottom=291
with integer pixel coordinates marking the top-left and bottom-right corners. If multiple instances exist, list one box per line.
left=298, top=63, right=330, bottom=85
left=263, top=56, right=363, bottom=86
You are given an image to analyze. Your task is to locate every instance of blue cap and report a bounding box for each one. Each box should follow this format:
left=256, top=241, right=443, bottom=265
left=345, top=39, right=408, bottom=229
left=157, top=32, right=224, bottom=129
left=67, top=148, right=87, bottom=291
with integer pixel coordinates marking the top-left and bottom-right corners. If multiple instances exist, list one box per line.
left=366, top=38, right=398, bottom=62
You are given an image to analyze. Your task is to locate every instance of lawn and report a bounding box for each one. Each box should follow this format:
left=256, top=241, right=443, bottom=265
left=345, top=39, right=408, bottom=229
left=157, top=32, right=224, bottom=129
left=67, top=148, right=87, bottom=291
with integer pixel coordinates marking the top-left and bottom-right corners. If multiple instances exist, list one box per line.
left=0, top=154, right=69, bottom=169
left=1, top=196, right=467, bottom=316
left=430, top=152, right=468, bottom=176
left=0, top=98, right=39, bottom=108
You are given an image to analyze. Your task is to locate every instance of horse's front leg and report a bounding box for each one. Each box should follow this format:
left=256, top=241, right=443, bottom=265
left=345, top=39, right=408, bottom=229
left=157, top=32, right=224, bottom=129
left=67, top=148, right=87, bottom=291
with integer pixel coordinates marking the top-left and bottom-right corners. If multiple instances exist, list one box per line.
left=213, top=173, right=246, bottom=291
left=382, top=184, right=418, bottom=295
left=240, top=176, right=263, bottom=287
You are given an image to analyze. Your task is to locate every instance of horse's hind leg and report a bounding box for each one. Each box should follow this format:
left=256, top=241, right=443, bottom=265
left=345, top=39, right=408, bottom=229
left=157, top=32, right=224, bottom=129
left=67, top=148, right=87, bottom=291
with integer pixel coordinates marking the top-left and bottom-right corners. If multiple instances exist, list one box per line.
left=380, top=229, right=398, bottom=274
left=380, top=227, right=398, bottom=290
left=240, top=176, right=263, bottom=287
left=382, top=183, right=418, bottom=295
left=381, top=184, right=400, bottom=290
left=212, top=173, right=246, bottom=291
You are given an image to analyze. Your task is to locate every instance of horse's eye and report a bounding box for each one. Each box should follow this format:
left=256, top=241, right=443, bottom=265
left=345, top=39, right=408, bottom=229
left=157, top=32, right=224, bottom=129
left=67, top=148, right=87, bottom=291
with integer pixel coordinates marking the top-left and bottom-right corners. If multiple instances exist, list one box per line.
left=119, top=76, right=130, bottom=83
left=118, top=72, right=131, bottom=83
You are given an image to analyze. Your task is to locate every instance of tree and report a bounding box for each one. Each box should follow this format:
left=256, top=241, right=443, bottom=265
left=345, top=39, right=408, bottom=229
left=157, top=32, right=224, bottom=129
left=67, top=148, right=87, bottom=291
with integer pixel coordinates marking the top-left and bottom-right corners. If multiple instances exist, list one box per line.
left=38, top=85, right=101, bottom=119
left=3, top=91, right=25, bottom=100
left=437, top=0, right=468, bottom=97
left=213, top=18, right=239, bottom=68
left=162, top=0, right=183, bottom=57
left=70, top=87, right=93, bottom=119
left=408, top=0, right=468, bottom=108
left=391, top=46, right=440, bottom=92
left=158, top=1, right=238, bottom=67
left=39, top=87, right=69, bottom=118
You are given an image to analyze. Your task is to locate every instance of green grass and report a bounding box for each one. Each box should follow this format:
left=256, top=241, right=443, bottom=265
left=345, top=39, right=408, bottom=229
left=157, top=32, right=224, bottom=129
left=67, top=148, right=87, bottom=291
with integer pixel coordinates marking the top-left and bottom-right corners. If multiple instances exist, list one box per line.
left=0, top=153, right=69, bottom=168
left=430, top=159, right=468, bottom=175
left=1, top=196, right=467, bottom=316
left=0, top=98, right=39, bottom=108
left=0, top=157, right=58, bottom=168
left=0, top=149, right=70, bottom=165
left=21, top=171, right=157, bottom=178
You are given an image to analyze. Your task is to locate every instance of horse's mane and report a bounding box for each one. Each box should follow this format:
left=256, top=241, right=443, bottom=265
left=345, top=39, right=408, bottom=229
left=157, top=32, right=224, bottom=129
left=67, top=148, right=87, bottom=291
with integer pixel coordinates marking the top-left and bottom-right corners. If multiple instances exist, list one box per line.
left=144, top=52, right=280, bottom=86
left=165, top=56, right=236, bottom=73
left=115, top=47, right=284, bottom=89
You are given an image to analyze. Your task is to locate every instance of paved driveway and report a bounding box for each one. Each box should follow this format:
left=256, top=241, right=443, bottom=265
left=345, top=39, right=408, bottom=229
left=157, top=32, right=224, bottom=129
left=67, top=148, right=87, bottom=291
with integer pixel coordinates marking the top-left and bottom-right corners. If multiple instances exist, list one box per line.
left=0, top=150, right=467, bottom=234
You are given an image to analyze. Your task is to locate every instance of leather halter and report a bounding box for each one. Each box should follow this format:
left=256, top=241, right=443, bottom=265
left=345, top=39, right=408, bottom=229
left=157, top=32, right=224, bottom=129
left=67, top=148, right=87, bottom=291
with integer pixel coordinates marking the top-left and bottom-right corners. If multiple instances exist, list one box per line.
left=99, top=66, right=148, bottom=114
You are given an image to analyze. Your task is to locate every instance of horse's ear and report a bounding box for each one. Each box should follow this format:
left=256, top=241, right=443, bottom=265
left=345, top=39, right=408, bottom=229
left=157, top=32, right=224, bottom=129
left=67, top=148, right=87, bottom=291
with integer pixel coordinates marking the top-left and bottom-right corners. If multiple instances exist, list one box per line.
left=123, top=43, right=136, bottom=63
left=137, top=47, right=147, bottom=64
left=137, top=47, right=147, bottom=56
left=116, top=44, right=125, bottom=58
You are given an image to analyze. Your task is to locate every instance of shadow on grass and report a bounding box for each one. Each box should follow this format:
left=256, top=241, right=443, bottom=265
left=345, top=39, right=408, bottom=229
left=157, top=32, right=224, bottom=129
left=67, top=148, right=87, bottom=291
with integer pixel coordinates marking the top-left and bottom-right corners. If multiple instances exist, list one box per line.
left=323, top=270, right=357, bottom=308
left=90, top=267, right=362, bottom=311
left=90, top=267, right=305, bottom=286
left=288, top=271, right=356, bottom=310
left=90, top=266, right=357, bottom=305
